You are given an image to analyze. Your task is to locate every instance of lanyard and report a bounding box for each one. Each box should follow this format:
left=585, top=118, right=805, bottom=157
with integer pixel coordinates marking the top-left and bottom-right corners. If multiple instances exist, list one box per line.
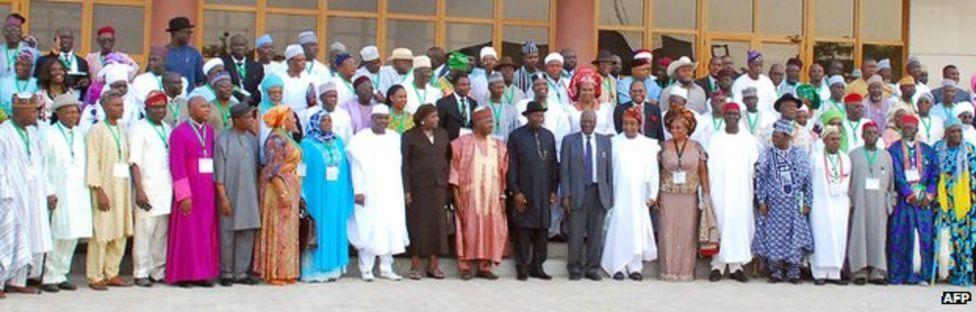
left=920, top=116, right=933, bottom=142
left=390, top=110, right=410, bottom=133
left=412, top=84, right=427, bottom=104
left=190, top=122, right=209, bottom=157
left=56, top=122, right=75, bottom=160
left=213, top=100, right=231, bottom=129
left=489, top=100, right=504, bottom=130
left=864, top=148, right=878, bottom=172
left=306, top=62, right=314, bottom=74
left=846, top=118, right=862, bottom=141
left=15, top=78, right=29, bottom=93
left=150, top=120, right=169, bottom=149
left=60, top=54, right=74, bottom=70
left=746, top=112, right=760, bottom=134
left=371, top=72, right=379, bottom=90
left=674, top=138, right=688, bottom=168
left=311, top=139, right=341, bottom=167
left=547, top=77, right=563, bottom=103
left=823, top=151, right=844, bottom=183
left=153, top=74, right=163, bottom=90
left=503, top=85, right=515, bottom=105
left=104, top=120, right=123, bottom=161
left=13, top=123, right=30, bottom=158
left=711, top=115, right=724, bottom=131
left=341, top=76, right=355, bottom=95
left=234, top=61, right=246, bottom=80
left=4, top=47, right=15, bottom=71
left=169, top=102, right=180, bottom=121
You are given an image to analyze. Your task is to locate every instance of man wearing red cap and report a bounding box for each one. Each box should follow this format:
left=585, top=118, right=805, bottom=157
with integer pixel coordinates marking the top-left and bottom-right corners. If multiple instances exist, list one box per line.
left=847, top=120, right=894, bottom=285
left=86, top=25, right=138, bottom=84
left=706, top=102, right=760, bottom=282
left=128, top=91, right=172, bottom=287
left=0, top=13, right=37, bottom=79
left=842, top=93, right=873, bottom=152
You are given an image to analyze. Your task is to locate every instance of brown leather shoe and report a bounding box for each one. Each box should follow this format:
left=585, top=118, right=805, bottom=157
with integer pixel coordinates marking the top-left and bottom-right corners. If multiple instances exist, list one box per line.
left=459, top=270, right=474, bottom=280
left=88, top=282, right=108, bottom=291
left=475, top=270, right=499, bottom=280
left=105, top=277, right=132, bottom=287
left=5, top=285, right=38, bottom=294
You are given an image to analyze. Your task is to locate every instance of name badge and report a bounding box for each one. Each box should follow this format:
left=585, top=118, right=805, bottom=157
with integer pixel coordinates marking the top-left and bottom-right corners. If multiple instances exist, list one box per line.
left=672, top=171, right=687, bottom=184
left=113, top=162, right=130, bottom=178
left=905, top=169, right=920, bottom=182
left=297, top=164, right=307, bottom=177
left=829, top=183, right=846, bottom=196
left=865, top=178, right=880, bottom=190
left=326, top=166, right=339, bottom=181
left=199, top=158, right=214, bottom=174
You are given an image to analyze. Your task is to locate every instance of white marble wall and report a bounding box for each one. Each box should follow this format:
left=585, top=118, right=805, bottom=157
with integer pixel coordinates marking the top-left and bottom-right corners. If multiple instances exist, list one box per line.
left=909, top=0, right=976, bottom=91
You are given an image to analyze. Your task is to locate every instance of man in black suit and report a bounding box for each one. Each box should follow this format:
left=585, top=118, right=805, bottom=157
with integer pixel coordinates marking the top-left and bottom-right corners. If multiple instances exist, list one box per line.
left=695, top=57, right=723, bottom=99
left=613, top=80, right=664, bottom=140
left=35, top=27, right=89, bottom=92
left=221, top=34, right=264, bottom=104
left=436, top=73, right=477, bottom=140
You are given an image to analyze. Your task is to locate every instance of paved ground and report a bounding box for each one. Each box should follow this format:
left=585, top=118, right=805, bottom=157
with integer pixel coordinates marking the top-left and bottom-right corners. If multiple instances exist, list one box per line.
left=2, top=269, right=971, bottom=311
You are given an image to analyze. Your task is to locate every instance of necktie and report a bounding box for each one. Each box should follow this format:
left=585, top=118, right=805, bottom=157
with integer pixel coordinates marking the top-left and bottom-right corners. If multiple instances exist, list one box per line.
left=460, top=97, right=468, bottom=126
left=584, top=135, right=593, bottom=183
left=636, top=103, right=645, bottom=134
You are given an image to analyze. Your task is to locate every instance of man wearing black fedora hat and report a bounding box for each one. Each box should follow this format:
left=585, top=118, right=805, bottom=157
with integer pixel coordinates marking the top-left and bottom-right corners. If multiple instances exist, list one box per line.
left=592, top=50, right=617, bottom=105
left=165, top=17, right=205, bottom=91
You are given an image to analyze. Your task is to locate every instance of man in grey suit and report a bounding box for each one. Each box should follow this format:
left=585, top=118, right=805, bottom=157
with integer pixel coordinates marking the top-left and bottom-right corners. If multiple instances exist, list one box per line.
left=559, top=110, right=613, bottom=281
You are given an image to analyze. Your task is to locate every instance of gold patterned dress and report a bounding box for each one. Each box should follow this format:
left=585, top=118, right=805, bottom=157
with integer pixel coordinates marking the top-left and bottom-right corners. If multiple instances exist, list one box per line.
left=657, top=139, right=707, bottom=281
left=253, top=131, right=303, bottom=284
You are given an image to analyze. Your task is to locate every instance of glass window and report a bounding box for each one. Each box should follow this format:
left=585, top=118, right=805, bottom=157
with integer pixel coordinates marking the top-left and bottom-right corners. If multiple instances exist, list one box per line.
left=599, top=0, right=643, bottom=26
left=266, top=14, right=316, bottom=55
left=268, top=0, right=317, bottom=9
left=327, top=17, right=376, bottom=56
left=30, top=1, right=83, bottom=53
left=814, top=0, right=853, bottom=38
left=202, top=10, right=255, bottom=57
left=709, top=40, right=750, bottom=71
left=709, top=0, right=752, bottom=32
left=205, top=0, right=255, bottom=5
left=813, top=41, right=854, bottom=77
left=504, top=0, right=549, bottom=21
left=653, top=33, right=695, bottom=61
left=329, top=0, right=377, bottom=12
left=861, top=0, right=902, bottom=41
left=598, top=30, right=642, bottom=74
left=502, top=26, right=548, bottom=65
left=654, top=0, right=696, bottom=29
left=760, top=43, right=800, bottom=70
left=92, top=5, right=146, bottom=55
left=863, top=44, right=903, bottom=78
left=445, top=23, right=492, bottom=52
left=386, top=20, right=434, bottom=57
left=446, top=0, right=493, bottom=19
left=0, top=4, right=12, bottom=19
left=759, top=0, right=802, bottom=36
left=387, top=0, right=435, bottom=15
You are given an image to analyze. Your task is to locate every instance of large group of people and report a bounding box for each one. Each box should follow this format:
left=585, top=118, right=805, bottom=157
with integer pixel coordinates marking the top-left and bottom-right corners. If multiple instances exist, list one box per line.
left=2, top=12, right=976, bottom=299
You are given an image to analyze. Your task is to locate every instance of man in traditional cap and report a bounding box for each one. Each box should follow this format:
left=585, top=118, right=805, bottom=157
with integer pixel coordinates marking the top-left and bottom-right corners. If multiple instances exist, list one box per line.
left=436, top=70, right=477, bottom=140
left=298, top=30, right=331, bottom=84
left=931, top=118, right=976, bottom=286
left=846, top=57, right=893, bottom=99
left=449, top=106, right=509, bottom=280
left=514, top=41, right=541, bottom=93
left=516, top=73, right=571, bottom=155
left=842, top=93, right=872, bottom=152
left=485, top=71, right=520, bottom=140
left=346, top=105, right=408, bottom=281
left=818, top=75, right=847, bottom=116
left=847, top=120, right=894, bottom=285
left=183, top=57, right=224, bottom=103
left=0, top=48, right=37, bottom=115
left=660, top=56, right=707, bottom=114
left=276, top=44, right=316, bottom=115
left=206, top=72, right=239, bottom=130
left=731, top=50, right=778, bottom=116
left=39, top=93, right=90, bottom=292
left=327, top=41, right=347, bottom=74
left=255, top=34, right=285, bottom=75
left=915, top=93, right=943, bottom=144
left=165, top=17, right=205, bottom=90
left=527, top=52, right=569, bottom=107
left=379, top=47, right=413, bottom=95
left=706, top=102, right=760, bottom=283
left=80, top=64, right=141, bottom=131
left=214, top=103, right=262, bottom=286
left=221, top=34, right=264, bottom=104
left=86, top=25, right=138, bottom=84
left=85, top=91, right=134, bottom=290
left=887, top=114, right=939, bottom=285
left=128, top=90, right=173, bottom=287
left=330, top=52, right=360, bottom=105
left=399, top=55, right=442, bottom=115
left=809, top=122, right=853, bottom=286
left=617, top=49, right=662, bottom=106
left=932, top=65, right=972, bottom=104
left=495, top=56, right=525, bottom=107
left=592, top=50, right=617, bottom=105
left=754, top=118, right=814, bottom=284
left=470, top=46, right=499, bottom=105
left=740, top=87, right=776, bottom=142
left=132, top=47, right=189, bottom=110
left=932, top=80, right=962, bottom=122
left=355, top=45, right=383, bottom=102
left=507, top=100, right=558, bottom=281
left=897, top=75, right=918, bottom=110
left=0, top=13, right=38, bottom=79
left=876, top=59, right=897, bottom=93
left=778, top=57, right=803, bottom=97
left=309, top=80, right=352, bottom=143
left=863, top=75, right=894, bottom=127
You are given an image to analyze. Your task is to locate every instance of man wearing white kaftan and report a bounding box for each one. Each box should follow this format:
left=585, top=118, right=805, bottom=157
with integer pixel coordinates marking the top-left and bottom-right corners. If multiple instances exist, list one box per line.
left=810, top=126, right=853, bottom=284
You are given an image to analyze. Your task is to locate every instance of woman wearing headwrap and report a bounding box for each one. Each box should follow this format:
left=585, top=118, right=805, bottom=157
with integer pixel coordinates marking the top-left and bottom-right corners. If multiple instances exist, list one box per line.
left=567, top=67, right=614, bottom=135
left=657, top=106, right=711, bottom=281
left=84, top=52, right=139, bottom=106
left=253, top=105, right=303, bottom=285
left=433, top=51, right=470, bottom=96
left=299, top=109, right=353, bottom=282
left=78, top=62, right=140, bottom=131
left=385, top=84, right=414, bottom=134
left=400, top=103, right=451, bottom=280
left=932, top=118, right=976, bottom=286
left=809, top=124, right=852, bottom=285
left=817, top=108, right=847, bottom=153
left=952, top=103, right=976, bottom=146
left=0, top=48, right=37, bottom=116
left=258, top=74, right=284, bottom=150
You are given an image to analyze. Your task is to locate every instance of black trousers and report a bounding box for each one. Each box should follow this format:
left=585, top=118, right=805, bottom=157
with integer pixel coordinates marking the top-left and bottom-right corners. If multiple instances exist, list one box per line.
left=566, top=185, right=606, bottom=275
left=512, top=226, right=548, bottom=272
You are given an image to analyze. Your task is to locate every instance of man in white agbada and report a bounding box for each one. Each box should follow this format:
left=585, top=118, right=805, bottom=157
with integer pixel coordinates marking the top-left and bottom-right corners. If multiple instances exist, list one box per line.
left=81, top=63, right=142, bottom=131
left=276, top=44, right=317, bottom=116
left=469, top=46, right=499, bottom=105
left=518, top=73, right=571, bottom=158
left=399, top=56, right=443, bottom=114
left=0, top=92, right=52, bottom=294
left=707, top=102, right=759, bottom=283
left=952, top=104, right=976, bottom=146
left=298, top=31, right=332, bottom=85
left=601, top=106, right=659, bottom=281
left=127, top=92, right=173, bottom=287
left=186, top=58, right=225, bottom=103
left=0, top=147, right=32, bottom=297
left=915, top=93, right=944, bottom=145
left=355, top=45, right=383, bottom=100
left=379, top=48, right=414, bottom=95
left=40, top=93, right=92, bottom=292
left=526, top=53, right=571, bottom=108
left=301, top=80, right=353, bottom=144
left=810, top=125, right=852, bottom=285
left=842, top=94, right=874, bottom=152
left=731, top=50, right=778, bottom=115
left=346, top=105, right=408, bottom=281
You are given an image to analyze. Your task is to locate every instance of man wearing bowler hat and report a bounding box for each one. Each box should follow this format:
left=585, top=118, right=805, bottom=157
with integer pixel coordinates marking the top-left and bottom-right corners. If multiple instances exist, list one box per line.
left=165, top=17, right=206, bottom=91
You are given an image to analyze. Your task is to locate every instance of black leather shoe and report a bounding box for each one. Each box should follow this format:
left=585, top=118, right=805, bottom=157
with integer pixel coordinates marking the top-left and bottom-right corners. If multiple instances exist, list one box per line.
left=730, top=270, right=748, bottom=283
left=853, top=278, right=867, bottom=285
left=529, top=270, right=552, bottom=280
left=868, top=278, right=888, bottom=286
left=814, top=279, right=826, bottom=286
left=830, top=279, right=849, bottom=286
left=192, top=280, right=214, bottom=288
left=613, top=272, right=625, bottom=280
left=176, top=282, right=193, bottom=288
left=57, top=281, right=77, bottom=291
left=628, top=272, right=643, bottom=281
left=708, top=270, right=723, bottom=282
left=236, top=276, right=261, bottom=285
left=788, top=278, right=801, bottom=285
left=134, top=278, right=153, bottom=288
left=584, top=272, right=603, bottom=281
left=516, top=270, right=528, bottom=281
left=40, top=284, right=60, bottom=293
left=768, top=276, right=781, bottom=284
left=568, top=273, right=582, bottom=281
left=219, top=278, right=234, bottom=287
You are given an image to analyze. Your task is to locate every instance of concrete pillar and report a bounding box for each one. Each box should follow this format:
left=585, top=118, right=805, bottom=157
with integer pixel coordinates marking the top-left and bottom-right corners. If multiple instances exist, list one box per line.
left=554, top=0, right=597, bottom=67
left=149, top=0, right=198, bottom=46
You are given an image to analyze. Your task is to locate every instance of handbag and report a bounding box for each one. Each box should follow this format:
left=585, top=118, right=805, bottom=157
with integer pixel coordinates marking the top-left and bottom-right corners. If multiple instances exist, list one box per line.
left=298, top=199, right=318, bottom=252
left=698, top=192, right=721, bottom=258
